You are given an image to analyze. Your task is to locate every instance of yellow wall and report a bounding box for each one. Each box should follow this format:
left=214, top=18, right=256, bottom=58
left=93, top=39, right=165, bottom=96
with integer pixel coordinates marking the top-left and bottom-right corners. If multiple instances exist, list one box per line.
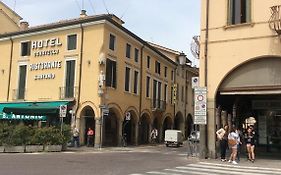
left=0, top=2, right=21, bottom=34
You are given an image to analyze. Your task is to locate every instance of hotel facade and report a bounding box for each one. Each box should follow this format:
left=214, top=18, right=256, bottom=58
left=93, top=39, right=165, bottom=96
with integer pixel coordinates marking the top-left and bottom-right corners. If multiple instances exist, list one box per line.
left=0, top=2, right=198, bottom=147
left=200, top=0, right=281, bottom=158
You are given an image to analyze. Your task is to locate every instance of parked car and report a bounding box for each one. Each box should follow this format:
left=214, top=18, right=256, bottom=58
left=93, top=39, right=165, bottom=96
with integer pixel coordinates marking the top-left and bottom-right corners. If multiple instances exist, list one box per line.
left=164, top=130, right=184, bottom=147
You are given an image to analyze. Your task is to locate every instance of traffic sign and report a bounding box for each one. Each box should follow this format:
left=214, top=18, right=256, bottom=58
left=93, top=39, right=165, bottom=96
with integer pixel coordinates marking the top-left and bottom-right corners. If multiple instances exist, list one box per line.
left=194, top=87, right=207, bottom=124
left=59, top=105, right=67, bottom=118
left=103, top=108, right=109, bottom=116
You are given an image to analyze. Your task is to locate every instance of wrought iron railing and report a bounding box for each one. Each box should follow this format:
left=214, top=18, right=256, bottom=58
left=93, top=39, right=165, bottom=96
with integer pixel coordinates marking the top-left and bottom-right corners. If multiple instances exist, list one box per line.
left=269, top=5, right=281, bottom=35
left=151, top=99, right=166, bottom=111
left=59, top=86, right=78, bottom=99
left=12, top=88, right=26, bottom=100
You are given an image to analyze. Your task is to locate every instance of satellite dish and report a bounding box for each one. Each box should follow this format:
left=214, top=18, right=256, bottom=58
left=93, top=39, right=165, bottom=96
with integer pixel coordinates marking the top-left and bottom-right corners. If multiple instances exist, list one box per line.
left=190, top=35, right=200, bottom=59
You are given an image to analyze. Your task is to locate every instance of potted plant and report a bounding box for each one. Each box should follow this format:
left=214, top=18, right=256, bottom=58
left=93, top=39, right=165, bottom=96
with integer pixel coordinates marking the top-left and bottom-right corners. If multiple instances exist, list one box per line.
left=26, top=127, right=44, bottom=152
left=4, top=124, right=30, bottom=153
left=43, top=127, right=63, bottom=152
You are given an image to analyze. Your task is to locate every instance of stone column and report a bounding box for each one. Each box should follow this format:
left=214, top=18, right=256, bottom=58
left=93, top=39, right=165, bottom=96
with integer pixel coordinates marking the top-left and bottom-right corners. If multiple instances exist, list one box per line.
left=94, top=118, right=101, bottom=148
left=207, top=98, right=216, bottom=159
left=118, top=119, right=123, bottom=146
left=228, top=113, right=232, bottom=131
left=221, top=110, right=227, bottom=127
left=135, top=122, right=139, bottom=145
left=216, top=106, right=221, bottom=129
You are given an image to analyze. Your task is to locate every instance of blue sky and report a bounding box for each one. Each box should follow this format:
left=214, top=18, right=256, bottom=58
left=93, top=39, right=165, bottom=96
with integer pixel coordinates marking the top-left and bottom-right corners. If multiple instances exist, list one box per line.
left=2, top=0, right=200, bottom=66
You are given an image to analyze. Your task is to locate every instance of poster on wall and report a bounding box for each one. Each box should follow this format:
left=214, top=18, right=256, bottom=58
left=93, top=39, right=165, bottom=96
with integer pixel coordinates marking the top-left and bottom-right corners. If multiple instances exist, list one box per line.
left=258, top=115, right=267, bottom=144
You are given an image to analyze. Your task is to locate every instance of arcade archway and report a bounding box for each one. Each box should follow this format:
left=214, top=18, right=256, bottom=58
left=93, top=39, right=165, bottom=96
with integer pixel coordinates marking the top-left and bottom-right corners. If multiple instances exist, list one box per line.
left=138, top=113, right=151, bottom=144
left=80, top=106, right=95, bottom=146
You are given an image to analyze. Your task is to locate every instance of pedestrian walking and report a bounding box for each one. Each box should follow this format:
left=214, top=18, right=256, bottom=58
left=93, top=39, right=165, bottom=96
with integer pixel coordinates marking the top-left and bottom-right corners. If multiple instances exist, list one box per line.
left=87, top=127, right=94, bottom=147
left=245, top=126, right=256, bottom=163
left=72, top=127, right=80, bottom=147
left=236, top=128, right=243, bottom=162
left=150, top=128, right=158, bottom=144
left=216, top=125, right=229, bottom=161
left=228, top=126, right=240, bottom=164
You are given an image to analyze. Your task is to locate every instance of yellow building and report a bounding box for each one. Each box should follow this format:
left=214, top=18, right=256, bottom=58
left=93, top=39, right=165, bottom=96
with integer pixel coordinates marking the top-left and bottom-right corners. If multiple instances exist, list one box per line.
left=200, top=0, right=281, bottom=158
left=0, top=3, right=198, bottom=147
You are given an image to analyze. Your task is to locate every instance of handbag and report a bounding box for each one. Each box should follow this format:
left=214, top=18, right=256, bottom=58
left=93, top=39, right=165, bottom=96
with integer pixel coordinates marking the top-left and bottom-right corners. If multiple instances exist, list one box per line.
left=228, top=139, right=237, bottom=146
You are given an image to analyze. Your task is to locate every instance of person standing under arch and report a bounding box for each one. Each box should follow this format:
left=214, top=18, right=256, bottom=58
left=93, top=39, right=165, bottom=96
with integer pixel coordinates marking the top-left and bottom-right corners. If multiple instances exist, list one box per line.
left=87, top=127, right=94, bottom=147
left=216, top=125, right=229, bottom=161
left=245, top=126, right=256, bottom=162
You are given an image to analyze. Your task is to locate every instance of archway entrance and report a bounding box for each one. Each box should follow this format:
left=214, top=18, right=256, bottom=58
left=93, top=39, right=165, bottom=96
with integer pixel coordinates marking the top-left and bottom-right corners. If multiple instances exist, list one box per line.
left=138, top=113, right=150, bottom=144
left=186, top=114, right=193, bottom=138
left=122, top=110, right=137, bottom=146
left=174, top=112, right=184, bottom=131
left=80, top=106, right=95, bottom=146
left=162, top=116, right=173, bottom=142
left=103, top=109, right=119, bottom=146
left=217, top=57, right=281, bottom=157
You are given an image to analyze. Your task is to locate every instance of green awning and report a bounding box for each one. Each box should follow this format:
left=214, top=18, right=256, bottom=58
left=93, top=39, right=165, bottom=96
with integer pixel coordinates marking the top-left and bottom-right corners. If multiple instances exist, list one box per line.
left=0, top=101, right=71, bottom=120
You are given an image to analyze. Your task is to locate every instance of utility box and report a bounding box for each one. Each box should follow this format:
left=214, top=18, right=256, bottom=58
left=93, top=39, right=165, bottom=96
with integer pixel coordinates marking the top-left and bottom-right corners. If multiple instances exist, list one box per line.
left=164, top=130, right=184, bottom=147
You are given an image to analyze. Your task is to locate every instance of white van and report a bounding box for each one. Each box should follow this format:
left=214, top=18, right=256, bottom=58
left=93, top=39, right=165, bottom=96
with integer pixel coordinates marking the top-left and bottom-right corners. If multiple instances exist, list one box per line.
left=164, top=130, right=184, bottom=147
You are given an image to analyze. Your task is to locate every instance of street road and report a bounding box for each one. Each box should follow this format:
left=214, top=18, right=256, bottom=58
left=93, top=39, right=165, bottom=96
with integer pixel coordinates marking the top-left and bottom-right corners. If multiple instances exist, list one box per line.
left=1, top=144, right=281, bottom=175
left=0, top=145, right=195, bottom=175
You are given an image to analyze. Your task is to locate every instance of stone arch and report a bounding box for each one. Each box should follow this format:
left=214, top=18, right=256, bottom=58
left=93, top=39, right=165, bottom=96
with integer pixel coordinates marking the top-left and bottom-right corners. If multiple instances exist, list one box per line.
left=103, top=104, right=123, bottom=147
left=161, top=115, right=173, bottom=142
left=214, top=56, right=281, bottom=155
left=216, top=55, right=281, bottom=96
left=138, top=112, right=152, bottom=144
left=76, top=101, right=99, bottom=119
left=123, top=106, right=139, bottom=145
left=174, top=111, right=184, bottom=131
left=78, top=105, right=96, bottom=146
left=186, top=113, right=193, bottom=138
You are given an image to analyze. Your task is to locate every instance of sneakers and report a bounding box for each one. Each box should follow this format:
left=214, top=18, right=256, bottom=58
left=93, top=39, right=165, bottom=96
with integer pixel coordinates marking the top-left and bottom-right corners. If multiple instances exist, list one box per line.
left=228, top=160, right=232, bottom=163
left=221, top=159, right=227, bottom=162
left=232, top=161, right=238, bottom=164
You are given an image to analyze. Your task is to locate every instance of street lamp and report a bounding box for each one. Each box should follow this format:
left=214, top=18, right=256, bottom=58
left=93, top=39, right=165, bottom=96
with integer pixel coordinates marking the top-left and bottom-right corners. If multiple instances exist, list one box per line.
left=178, top=52, right=187, bottom=65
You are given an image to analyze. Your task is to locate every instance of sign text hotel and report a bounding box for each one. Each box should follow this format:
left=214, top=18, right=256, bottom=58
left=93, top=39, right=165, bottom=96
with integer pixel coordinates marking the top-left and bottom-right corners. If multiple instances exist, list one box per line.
left=30, top=37, right=62, bottom=80
left=32, top=38, right=62, bottom=57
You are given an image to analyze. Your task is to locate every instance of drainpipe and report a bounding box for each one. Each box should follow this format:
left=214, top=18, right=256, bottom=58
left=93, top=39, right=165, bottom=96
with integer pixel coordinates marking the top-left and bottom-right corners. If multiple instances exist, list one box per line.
left=138, top=45, right=145, bottom=145
left=7, top=37, right=14, bottom=101
left=74, top=24, right=85, bottom=126
left=200, top=0, right=210, bottom=159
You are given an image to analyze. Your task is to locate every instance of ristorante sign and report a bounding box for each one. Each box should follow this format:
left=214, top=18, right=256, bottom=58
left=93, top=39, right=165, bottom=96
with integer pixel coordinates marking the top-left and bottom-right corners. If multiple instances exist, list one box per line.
left=31, top=37, right=62, bottom=80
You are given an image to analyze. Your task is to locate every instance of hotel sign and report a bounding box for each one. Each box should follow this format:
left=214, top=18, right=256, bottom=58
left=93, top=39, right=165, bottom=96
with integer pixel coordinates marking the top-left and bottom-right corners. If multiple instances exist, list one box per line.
left=32, top=38, right=62, bottom=57
left=30, top=37, right=63, bottom=80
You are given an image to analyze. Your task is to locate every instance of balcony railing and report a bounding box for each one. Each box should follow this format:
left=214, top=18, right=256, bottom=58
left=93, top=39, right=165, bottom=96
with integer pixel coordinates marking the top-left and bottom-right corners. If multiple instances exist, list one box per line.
left=269, top=5, right=281, bottom=35
left=12, top=88, right=26, bottom=100
left=151, top=99, right=166, bottom=112
left=59, top=86, right=78, bottom=99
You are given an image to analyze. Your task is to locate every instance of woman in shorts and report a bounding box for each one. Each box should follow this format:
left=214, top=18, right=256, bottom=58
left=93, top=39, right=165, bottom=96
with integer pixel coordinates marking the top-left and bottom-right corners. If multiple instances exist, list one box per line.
left=245, top=126, right=256, bottom=162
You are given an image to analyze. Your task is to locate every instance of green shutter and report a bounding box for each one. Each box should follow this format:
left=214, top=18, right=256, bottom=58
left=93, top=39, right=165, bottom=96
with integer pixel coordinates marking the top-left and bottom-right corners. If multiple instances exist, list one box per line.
left=227, top=0, right=233, bottom=25
left=246, top=0, right=251, bottom=23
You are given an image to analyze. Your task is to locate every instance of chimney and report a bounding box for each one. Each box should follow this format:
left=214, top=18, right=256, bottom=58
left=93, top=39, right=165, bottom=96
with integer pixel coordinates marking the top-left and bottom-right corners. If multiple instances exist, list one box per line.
left=20, top=21, right=29, bottom=30
left=80, top=9, right=87, bottom=18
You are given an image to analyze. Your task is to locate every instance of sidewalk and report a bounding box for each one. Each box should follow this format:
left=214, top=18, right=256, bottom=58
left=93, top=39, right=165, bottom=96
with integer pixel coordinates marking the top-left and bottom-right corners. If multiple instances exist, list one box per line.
left=66, top=144, right=164, bottom=153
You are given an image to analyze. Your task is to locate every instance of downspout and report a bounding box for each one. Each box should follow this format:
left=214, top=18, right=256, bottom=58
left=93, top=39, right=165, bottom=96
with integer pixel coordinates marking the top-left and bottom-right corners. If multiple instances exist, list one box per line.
left=75, top=23, right=85, bottom=123
left=7, top=37, right=14, bottom=101
left=203, top=0, right=210, bottom=158
left=138, top=45, right=145, bottom=145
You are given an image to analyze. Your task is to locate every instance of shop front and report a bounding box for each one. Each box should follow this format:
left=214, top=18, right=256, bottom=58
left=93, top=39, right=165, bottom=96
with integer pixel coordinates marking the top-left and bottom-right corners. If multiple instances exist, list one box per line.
left=216, top=57, right=281, bottom=156
left=0, top=101, right=73, bottom=126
